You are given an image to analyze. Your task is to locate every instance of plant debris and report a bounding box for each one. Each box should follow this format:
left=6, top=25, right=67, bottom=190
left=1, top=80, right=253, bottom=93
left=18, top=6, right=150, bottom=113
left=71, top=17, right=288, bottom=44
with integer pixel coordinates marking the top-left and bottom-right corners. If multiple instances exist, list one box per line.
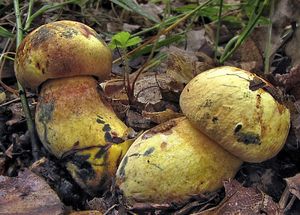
left=0, top=169, right=64, bottom=215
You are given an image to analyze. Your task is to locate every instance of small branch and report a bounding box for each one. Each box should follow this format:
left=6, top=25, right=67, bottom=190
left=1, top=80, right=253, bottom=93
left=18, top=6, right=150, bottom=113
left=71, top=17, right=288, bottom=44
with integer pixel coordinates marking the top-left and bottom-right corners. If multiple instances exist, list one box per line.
left=14, top=0, right=40, bottom=161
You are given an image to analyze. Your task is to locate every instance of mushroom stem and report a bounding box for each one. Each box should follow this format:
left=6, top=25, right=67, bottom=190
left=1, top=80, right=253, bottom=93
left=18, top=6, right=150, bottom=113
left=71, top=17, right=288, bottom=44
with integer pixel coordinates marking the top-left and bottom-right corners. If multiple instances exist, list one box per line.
left=35, top=76, right=133, bottom=193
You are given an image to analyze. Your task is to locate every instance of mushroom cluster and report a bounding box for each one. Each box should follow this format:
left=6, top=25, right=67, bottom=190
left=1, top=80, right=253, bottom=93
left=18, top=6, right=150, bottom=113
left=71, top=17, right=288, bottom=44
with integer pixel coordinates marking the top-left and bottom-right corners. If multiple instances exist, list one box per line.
left=14, top=20, right=291, bottom=204
left=116, top=66, right=290, bottom=204
left=14, top=20, right=133, bottom=194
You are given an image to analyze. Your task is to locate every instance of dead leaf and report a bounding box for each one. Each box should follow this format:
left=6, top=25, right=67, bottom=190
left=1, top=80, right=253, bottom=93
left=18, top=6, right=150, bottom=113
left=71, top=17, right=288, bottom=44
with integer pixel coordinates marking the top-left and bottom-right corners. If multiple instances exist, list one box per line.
left=285, top=173, right=300, bottom=200
left=165, top=46, right=214, bottom=84
left=0, top=169, right=64, bottom=215
left=134, top=74, right=163, bottom=105
left=123, top=23, right=140, bottom=32
left=186, top=29, right=206, bottom=52
left=126, top=109, right=152, bottom=130
left=101, top=79, right=128, bottom=102
left=142, top=108, right=183, bottom=124
left=229, top=38, right=263, bottom=72
left=196, top=180, right=283, bottom=215
left=276, top=64, right=300, bottom=91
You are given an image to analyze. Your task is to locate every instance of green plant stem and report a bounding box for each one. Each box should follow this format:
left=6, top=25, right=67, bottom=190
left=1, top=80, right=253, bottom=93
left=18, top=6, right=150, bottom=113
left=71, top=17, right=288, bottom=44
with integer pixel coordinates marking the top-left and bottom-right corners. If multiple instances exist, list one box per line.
left=214, top=0, right=224, bottom=60
left=220, top=0, right=269, bottom=64
left=264, top=0, right=274, bottom=74
left=14, top=0, right=40, bottom=161
left=25, top=0, right=35, bottom=27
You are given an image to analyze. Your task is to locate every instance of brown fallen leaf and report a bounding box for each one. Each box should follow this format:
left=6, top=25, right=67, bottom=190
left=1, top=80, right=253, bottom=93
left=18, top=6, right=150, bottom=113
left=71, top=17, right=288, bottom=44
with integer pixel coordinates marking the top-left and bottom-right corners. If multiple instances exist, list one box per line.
left=100, top=78, right=128, bottom=102
left=229, top=38, right=263, bottom=73
left=165, top=46, right=214, bottom=84
left=195, top=179, right=283, bottom=215
left=276, top=64, right=300, bottom=91
left=126, top=109, right=152, bottom=131
left=0, top=169, right=64, bottom=215
left=102, top=72, right=183, bottom=108
left=186, top=29, right=206, bottom=52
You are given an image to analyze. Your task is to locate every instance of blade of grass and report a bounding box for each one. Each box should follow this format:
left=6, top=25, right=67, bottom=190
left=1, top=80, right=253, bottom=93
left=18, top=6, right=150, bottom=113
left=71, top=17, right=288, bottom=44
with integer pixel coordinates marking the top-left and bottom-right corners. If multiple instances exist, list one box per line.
left=264, top=0, right=274, bottom=74
left=0, top=26, right=14, bottom=38
left=14, top=0, right=40, bottom=161
left=130, top=33, right=184, bottom=59
left=111, top=0, right=160, bottom=23
left=214, top=0, right=224, bottom=60
left=219, top=0, right=269, bottom=64
left=24, top=0, right=79, bottom=31
left=113, top=0, right=214, bottom=64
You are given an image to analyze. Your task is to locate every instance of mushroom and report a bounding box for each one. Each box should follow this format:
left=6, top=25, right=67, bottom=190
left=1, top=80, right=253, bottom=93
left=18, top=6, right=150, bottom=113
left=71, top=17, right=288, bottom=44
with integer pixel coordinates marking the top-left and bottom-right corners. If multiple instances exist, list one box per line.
left=14, top=20, right=133, bottom=194
left=116, top=117, right=242, bottom=204
left=115, top=66, right=290, bottom=204
left=180, top=66, right=290, bottom=162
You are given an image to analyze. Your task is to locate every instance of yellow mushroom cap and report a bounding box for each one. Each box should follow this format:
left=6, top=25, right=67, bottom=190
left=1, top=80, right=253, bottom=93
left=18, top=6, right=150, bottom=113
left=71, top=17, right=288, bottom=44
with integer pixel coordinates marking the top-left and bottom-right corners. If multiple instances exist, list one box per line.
left=180, top=66, right=290, bottom=163
left=116, top=117, right=242, bottom=204
left=14, top=20, right=112, bottom=90
left=35, top=76, right=133, bottom=193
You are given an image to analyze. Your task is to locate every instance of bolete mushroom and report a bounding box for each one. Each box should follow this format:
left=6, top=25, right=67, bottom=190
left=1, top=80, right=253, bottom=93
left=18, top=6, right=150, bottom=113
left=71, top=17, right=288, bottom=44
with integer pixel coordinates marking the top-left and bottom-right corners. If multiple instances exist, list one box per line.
left=180, top=66, right=290, bottom=162
left=115, top=66, right=290, bottom=205
left=14, top=20, right=133, bottom=194
left=116, top=117, right=242, bottom=204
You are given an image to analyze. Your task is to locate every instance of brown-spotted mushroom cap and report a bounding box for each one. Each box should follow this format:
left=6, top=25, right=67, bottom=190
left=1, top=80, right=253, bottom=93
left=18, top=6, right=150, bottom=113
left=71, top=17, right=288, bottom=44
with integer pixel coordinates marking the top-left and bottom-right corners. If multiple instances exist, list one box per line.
left=180, top=66, right=290, bottom=163
left=14, top=20, right=112, bottom=90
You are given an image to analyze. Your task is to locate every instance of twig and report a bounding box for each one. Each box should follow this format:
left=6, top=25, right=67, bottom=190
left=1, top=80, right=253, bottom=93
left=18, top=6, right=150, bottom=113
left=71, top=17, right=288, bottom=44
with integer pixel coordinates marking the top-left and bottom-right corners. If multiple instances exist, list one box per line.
left=279, top=186, right=290, bottom=209
left=0, top=94, right=35, bottom=107
left=284, top=195, right=296, bottom=213
left=103, top=204, right=118, bottom=215
left=14, top=0, right=40, bottom=161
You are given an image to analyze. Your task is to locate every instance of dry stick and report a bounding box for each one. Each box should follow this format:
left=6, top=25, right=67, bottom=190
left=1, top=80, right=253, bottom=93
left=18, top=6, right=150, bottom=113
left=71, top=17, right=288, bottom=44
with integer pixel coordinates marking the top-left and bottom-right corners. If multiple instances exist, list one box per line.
left=112, top=0, right=214, bottom=65
left=14, top=0, right=40, bottom=161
